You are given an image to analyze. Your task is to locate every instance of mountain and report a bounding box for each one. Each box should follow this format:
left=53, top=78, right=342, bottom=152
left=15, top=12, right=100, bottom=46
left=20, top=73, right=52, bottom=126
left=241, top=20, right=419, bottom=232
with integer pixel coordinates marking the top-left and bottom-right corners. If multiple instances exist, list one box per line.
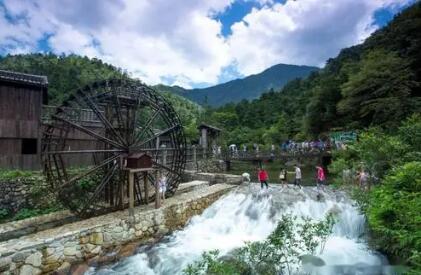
left=202, top=1, right=421, bottom=144
left=156, top=63, right=318, bottom=106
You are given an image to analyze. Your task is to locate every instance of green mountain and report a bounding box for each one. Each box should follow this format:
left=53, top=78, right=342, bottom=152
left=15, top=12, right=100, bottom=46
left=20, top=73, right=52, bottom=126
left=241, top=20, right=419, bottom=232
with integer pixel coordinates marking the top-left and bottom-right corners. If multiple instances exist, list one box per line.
left=203, top=2, right=421, bottom=144
left=156, top=63, right=318, bottom=106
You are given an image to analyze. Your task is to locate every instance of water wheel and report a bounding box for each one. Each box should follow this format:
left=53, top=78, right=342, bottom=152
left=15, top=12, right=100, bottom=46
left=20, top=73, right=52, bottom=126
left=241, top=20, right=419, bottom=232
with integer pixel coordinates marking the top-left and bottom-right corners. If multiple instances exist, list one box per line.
left=42, top=79, right=186, bottom=217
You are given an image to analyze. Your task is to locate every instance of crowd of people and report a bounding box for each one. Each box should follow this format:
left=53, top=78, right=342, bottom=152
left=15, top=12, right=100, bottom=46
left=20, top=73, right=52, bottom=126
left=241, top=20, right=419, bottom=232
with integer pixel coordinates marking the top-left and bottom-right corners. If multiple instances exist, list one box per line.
left=244, top=165, right=327, bottom=190
left=222, top=139, right=348, bottom=157
left=243, top=164, right=372, bottom=192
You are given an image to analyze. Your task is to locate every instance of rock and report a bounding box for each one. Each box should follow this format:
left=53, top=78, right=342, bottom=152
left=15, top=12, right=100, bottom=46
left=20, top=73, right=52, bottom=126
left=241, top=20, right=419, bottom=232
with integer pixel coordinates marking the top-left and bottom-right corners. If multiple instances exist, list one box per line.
left=43, top=247, right=55, bottom=257
left=20, top=264, right=41, bottom=275
left=12, top=251, right=30, bottom=263
left=79, top=235, right=90, bottom=244
left=63, top=246, right=80, bottom=257
left=89, top=232, right=104, bottom=245
left=25, top=252, right=42, bottom=267
left=55, top=261, right=71, bottom=274
left=0, top=257, right=11, bottom=272
left=103, top=232, right=113, bottom=243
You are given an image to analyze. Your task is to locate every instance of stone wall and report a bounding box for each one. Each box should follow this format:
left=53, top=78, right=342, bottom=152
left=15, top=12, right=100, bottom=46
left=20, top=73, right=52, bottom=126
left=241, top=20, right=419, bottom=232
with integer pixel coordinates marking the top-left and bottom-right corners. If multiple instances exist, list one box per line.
left=185, top=159, right=227, bottom=173
left=0, top=176, right=47, bottom=214
left=0, top=184, right=234, bottom=274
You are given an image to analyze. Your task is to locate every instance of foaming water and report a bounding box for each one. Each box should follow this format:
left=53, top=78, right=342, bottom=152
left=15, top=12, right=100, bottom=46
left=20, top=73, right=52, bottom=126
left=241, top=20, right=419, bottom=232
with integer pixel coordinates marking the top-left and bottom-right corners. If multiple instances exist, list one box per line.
left=88, top=185, right=387, bottom=275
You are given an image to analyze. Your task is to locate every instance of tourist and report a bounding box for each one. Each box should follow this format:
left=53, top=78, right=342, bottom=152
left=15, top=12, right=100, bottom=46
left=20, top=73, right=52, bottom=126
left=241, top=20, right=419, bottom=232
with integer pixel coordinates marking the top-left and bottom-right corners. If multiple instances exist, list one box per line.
left=258, top=167, right=269, bottom=189
left=158, top=174, right=167, bottom=201
left=316, top=166, right=326, bottom=190
left=292, top=165, right=302, bottom=188
left=358, top=169, right=369, bottom=190
left=279, top=167, right=288, bottom=187
left=242, top=172, right=251, bottom=183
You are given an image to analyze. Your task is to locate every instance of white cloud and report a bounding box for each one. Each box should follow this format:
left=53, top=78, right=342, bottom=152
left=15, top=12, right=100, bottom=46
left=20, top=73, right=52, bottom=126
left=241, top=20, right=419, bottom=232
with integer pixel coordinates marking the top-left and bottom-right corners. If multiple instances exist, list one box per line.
left=228, top=0, right=413, bottom=75
left=0, top=0, right=414, bottom=87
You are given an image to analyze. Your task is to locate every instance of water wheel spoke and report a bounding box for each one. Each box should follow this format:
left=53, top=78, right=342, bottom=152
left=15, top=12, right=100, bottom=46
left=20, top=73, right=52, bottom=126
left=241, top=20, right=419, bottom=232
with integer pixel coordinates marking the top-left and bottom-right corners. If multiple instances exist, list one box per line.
left=133, top=124, right=181, bottom=149
left=76, top=91, right=127, bottom=146
left=80, top=163, right=119, bottom=213
left=52, top=115, right=124, bottom=149
left=133, top=109, right=160, bottom=145
left=60, top=154, right=121, bottom=188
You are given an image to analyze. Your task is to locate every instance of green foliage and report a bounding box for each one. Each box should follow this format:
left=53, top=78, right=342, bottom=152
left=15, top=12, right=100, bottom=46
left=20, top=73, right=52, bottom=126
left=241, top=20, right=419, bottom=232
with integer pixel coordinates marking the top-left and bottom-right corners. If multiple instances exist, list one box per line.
left=0, top=53, right=128, bottom=105
left=13, top=206, right=62, bottom=221
left=184, top=214, right=334, bottom=275
left=329, top=116, right=421, bottom=272
left=0, top=208, right=9, bottom=221
left=367, top=162, right=421, bottom=269
left=338, top=50, right=418, bottom=128
left=0, top=169, right=41, bottom=181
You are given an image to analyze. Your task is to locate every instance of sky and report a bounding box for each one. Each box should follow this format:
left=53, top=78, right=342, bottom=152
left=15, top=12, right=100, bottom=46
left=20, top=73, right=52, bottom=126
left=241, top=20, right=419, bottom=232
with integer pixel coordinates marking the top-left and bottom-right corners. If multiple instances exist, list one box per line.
left=0, top=0, right=416, bottom=88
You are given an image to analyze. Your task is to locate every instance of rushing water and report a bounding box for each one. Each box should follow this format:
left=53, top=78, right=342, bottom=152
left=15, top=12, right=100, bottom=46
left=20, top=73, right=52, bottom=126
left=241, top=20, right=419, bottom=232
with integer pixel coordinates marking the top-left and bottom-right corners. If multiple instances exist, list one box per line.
left=88, top=185, right=391, bottom=275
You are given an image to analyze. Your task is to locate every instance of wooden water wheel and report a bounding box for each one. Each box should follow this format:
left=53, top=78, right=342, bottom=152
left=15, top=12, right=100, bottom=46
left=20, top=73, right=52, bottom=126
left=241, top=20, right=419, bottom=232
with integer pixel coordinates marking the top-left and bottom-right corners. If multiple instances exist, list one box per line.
left=42, top=79, right=186, bottom=217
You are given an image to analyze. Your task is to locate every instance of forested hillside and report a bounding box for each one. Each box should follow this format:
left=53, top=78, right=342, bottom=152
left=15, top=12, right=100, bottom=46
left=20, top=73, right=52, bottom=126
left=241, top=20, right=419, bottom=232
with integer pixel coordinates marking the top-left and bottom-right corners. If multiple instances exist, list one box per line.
left=204, top=2, right=421, bottom=145
left=0, top=53, right=203, bottom=141
left=158, top=63, right=317, bottom=106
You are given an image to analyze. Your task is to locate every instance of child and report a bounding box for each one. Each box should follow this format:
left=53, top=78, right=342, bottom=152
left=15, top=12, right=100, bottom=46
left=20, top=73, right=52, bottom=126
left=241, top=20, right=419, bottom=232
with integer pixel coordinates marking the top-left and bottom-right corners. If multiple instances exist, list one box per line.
left=158, top=174, right=167, bottom=201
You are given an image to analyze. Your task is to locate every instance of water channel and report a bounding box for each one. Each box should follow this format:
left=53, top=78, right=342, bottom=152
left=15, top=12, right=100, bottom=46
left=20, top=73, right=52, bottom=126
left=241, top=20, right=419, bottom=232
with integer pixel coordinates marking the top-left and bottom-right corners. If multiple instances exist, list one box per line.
left=88, top=184, right=392, bottom=275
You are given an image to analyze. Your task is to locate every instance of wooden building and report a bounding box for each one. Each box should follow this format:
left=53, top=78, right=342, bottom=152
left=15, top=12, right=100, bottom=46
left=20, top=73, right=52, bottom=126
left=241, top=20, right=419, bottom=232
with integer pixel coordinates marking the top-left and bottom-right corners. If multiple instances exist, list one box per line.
left=198, top=123, right=221, bottom=149
left=0, top=70, right=48, bottom=170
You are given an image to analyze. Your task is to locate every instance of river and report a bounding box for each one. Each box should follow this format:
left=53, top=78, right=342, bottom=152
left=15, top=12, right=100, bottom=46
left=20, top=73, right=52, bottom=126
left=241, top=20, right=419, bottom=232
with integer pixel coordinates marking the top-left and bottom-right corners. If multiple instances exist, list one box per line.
left=87, top=185, right=393, bottom=275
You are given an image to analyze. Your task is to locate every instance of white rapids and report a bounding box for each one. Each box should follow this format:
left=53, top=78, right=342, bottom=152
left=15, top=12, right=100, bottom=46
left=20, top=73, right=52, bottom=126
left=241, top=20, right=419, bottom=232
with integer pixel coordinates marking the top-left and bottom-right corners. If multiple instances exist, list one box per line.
left=88, top=185, right=389, bottom=275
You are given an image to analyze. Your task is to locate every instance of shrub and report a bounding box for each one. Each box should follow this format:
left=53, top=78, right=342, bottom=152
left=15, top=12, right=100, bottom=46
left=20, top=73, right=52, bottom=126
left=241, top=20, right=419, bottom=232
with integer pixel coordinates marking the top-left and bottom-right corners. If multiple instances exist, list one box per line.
left=367, top=162, right=421, bottom=269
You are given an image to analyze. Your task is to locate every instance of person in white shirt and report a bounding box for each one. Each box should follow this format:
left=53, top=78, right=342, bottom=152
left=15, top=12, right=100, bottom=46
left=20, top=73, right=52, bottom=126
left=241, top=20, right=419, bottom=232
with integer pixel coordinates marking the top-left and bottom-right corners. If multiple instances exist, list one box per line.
left=293, top=165, right=302, bottom=188
left=158, top=174, right=167, bottom=201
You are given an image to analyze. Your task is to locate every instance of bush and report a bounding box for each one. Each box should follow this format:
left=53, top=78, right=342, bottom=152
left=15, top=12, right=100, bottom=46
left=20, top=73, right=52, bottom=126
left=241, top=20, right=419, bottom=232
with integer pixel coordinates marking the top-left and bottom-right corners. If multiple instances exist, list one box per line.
left=367, top=162, right=421, bottom=269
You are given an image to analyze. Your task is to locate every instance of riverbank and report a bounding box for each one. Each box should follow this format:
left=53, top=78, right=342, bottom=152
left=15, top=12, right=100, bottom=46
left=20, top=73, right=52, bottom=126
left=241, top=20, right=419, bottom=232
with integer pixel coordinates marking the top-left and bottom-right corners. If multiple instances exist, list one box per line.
left=0, top=181, right=237, bottom=274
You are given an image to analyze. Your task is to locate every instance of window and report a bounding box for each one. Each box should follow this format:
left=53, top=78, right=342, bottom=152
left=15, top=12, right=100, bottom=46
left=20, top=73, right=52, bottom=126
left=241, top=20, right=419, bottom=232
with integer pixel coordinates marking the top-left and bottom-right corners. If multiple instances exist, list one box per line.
left=21, top=138, right=38, bottom=155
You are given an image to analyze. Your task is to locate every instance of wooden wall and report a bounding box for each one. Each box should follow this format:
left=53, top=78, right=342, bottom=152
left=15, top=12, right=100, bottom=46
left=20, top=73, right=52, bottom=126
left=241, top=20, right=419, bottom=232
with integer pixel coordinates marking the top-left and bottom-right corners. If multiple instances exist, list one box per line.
left=0, top=82, right=43, bottom=170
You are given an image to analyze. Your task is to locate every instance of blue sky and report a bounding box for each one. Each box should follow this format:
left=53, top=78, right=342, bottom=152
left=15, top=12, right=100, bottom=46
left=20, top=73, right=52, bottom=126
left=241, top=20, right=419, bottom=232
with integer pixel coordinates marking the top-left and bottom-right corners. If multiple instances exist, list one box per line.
left=0, top=0, right=416, bottom=88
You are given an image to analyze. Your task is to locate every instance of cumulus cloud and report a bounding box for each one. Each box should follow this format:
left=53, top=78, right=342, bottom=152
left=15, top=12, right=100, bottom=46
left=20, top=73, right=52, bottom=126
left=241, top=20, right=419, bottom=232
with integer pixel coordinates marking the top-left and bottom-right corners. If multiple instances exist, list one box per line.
left=228, top=0, right=413, bottom=75
left=0, top=0, right=414, bottom=87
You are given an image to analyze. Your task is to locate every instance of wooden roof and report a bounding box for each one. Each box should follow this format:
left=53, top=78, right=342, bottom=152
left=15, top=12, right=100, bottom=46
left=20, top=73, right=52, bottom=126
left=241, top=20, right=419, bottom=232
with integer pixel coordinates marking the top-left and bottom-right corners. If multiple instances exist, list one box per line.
left=198, top=123, right=222, bottom=132
left=0, top=69, right=48, bottom=88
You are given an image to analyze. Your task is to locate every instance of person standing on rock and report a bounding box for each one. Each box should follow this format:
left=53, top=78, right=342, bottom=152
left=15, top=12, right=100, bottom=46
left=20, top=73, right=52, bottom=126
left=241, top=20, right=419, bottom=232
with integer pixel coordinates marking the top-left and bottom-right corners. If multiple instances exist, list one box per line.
left=279, top=167, right=288, bottom=187
left=258, top=167, right=269, bottom=189
left=292, top=165, right=302, bottom=188
left=316, top=166, right=326, bottom=190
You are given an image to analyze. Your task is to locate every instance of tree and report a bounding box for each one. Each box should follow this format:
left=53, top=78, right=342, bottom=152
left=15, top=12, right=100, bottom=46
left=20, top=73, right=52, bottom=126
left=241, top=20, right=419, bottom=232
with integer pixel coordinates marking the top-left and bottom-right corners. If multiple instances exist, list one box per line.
left=338, top=50, right=419, bottom=128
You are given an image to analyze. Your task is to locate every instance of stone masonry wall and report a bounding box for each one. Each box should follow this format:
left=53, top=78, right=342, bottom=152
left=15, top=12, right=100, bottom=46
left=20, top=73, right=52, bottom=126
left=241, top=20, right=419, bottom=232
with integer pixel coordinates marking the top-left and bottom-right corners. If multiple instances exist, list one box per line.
left=0, top=177, right=47, bottom=214
left=0, top=184, right=234, bottom=274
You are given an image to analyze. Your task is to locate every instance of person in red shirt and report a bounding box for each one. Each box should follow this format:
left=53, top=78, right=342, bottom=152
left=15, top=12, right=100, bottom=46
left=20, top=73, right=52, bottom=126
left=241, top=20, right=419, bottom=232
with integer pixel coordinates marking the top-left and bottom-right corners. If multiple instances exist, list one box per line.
left=316, top=166, right=326, bottom=190
left=258, top=167, right=269, bottom=189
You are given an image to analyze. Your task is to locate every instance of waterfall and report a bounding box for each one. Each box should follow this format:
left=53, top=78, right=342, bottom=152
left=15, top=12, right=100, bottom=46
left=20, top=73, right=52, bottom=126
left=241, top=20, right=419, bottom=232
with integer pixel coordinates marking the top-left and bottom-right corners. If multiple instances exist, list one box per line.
left=88, top=185, right=388, bottom=275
